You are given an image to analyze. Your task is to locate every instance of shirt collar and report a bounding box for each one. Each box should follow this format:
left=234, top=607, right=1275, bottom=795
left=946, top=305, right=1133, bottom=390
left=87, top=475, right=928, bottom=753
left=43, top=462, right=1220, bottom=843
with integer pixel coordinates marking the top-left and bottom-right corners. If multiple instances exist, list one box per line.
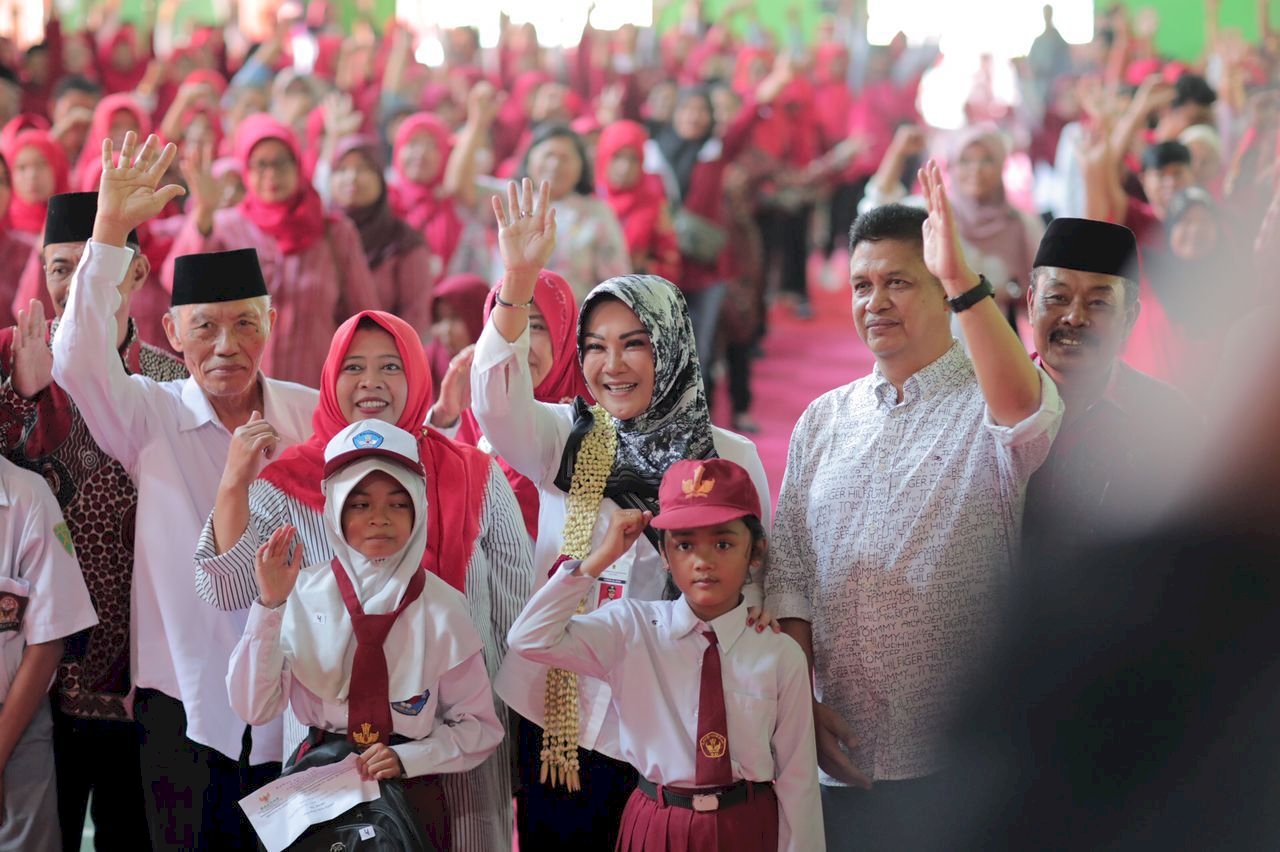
left=177, top=373, right=272, bottom=433
left=871, top=340, right=966, bottom=407
left=670, top=595, right=751, bottom=653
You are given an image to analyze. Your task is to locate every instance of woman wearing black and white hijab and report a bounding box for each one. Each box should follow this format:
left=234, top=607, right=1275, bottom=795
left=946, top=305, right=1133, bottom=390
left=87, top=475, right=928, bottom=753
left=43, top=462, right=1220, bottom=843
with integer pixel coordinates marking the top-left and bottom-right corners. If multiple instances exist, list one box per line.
left=469, top=179, right=772, bottom=849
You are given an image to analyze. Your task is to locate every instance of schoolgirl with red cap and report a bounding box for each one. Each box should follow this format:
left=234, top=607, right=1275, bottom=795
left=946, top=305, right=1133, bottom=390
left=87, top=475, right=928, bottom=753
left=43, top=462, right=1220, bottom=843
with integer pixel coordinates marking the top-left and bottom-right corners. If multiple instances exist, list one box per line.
left=507, top=458, right=823, bottom=851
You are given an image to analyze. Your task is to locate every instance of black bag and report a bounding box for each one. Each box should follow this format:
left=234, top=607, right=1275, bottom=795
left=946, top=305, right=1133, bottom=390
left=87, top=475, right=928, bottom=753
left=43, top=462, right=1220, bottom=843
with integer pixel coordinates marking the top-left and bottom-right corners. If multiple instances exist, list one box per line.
left=262, top=735, right=438, bottom=852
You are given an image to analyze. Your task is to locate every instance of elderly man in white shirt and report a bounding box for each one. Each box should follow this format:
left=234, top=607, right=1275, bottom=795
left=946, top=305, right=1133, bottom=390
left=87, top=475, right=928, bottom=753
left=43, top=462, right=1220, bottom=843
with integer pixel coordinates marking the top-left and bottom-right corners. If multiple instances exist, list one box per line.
left=51, top=133, right=318, bottom=850
left=765, top=162, right=1063, bottom=852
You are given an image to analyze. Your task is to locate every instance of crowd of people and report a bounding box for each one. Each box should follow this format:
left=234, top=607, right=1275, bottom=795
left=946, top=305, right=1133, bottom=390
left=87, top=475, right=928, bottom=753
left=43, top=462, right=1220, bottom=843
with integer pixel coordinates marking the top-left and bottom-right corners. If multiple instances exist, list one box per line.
left=1, top=0, right=1280, bottom=850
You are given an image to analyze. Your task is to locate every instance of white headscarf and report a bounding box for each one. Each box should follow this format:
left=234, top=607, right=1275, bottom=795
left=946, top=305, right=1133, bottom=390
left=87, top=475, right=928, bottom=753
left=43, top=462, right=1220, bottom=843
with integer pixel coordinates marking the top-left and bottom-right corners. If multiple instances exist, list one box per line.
left=280, top=455, right=442, bottom=703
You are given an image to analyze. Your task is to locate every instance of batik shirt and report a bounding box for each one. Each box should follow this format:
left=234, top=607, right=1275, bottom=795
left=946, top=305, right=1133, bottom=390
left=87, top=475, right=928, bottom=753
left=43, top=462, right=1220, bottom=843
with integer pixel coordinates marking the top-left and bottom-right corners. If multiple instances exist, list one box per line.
left=0, top=318, right=187, bottom=720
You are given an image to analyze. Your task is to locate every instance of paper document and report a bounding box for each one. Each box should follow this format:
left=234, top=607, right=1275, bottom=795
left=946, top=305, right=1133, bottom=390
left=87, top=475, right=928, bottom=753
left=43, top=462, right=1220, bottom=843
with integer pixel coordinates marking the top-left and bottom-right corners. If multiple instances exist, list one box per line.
left=239, top=752, right=382, bottom=852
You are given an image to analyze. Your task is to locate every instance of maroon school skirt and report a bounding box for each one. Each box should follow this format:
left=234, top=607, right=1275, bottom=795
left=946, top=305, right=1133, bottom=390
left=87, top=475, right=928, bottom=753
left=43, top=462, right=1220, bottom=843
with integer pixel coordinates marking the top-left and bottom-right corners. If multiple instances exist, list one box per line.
left=614, top=783, right=779, bottom=852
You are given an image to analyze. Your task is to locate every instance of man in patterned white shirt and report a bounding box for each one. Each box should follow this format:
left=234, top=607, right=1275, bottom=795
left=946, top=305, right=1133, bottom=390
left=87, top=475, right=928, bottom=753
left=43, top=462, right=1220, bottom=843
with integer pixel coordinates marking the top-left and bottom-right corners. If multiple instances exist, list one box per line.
left=764, top=162, right=1063, bottom=851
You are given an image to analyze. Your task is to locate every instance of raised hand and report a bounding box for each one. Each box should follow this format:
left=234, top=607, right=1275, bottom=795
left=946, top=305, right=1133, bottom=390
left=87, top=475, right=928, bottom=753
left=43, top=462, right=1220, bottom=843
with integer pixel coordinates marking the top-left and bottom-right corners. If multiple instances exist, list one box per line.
left=254, top=525, right=303, bottom=609
left=95, top=132, right=186, bottom=246
left=11, top=300, right=52, bottom=399
left=756, top=54, right=795, bottom=105
left=918, top=159, right=978, bottom=293
left=465, top=81, right=500, bottom=129
left=492, top=178, right=557, bottom=278
left=220, top=410, right=282, bottom=491
left=428, top=345, right=474, bottom=429
left=179, top=140, right=219, bottom=234
left=582, top=509, right=653, bottom=578
left=322, top=92, right=364, bottom=140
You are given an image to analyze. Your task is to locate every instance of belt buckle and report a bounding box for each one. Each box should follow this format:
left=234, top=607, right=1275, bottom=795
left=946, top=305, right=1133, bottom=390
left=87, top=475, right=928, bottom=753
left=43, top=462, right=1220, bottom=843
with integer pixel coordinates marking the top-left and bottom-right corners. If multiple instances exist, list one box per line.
left=691, top=793, right=720, bottom=812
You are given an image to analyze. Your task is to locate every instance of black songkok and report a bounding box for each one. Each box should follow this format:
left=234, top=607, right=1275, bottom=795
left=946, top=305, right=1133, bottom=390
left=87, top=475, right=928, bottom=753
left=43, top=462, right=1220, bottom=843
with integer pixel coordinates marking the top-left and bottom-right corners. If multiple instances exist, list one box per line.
left=44, top=192, right=138, bottom=247
left=170, top=248, right=269, bottom=307
left=1033, top=218, right=1137, bottom=277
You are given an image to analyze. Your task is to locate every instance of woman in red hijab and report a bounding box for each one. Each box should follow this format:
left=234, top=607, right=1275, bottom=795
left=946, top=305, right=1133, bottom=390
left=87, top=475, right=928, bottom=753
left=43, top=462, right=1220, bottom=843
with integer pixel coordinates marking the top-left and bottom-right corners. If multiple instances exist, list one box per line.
left=595, top=120, right=681, bottom=281
left=450, top=271, right=592, bottom=539
left=163, top=115, right=380, bottom=385
left=3, top=129, right=70, bottom=238
left=73, top=94, right=151, bottom=191
left=0, top=153, right=38, bottom=327
left=425, top=273, right=490, bottom=389
left=388, top=113, right=464, bottom=277
left=95, top=25, right=150, bottom=95
left=195, top=309, right=528, bottom=852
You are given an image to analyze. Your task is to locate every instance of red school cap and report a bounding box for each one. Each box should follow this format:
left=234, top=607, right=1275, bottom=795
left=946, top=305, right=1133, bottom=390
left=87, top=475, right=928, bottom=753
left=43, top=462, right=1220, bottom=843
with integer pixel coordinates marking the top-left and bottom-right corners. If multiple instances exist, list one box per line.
left=650, top=459, right=762, bottom=531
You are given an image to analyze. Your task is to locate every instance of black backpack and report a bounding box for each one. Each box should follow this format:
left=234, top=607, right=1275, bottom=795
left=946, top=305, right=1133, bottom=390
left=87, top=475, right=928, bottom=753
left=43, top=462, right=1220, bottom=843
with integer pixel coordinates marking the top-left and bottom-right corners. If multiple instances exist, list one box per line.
left=263, top=736, right=437, bottom=852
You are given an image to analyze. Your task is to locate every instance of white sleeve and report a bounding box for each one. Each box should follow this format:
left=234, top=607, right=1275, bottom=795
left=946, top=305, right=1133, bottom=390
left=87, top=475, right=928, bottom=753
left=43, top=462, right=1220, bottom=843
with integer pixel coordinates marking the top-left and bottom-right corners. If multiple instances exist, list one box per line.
left=51, top=241, right=156, bottom=472
left=772, top=643, right=826, bottom=852
left=505, top=562, right=629, bottom=681
left=15, top=477, right=96, bottom=645
left=984, top=368, right=1064, bottom=483
left=469, top=320, right=573, bottom=487
left=225, top=601, right=292, bottom=727
left=390, top=651, right=504, bottom=778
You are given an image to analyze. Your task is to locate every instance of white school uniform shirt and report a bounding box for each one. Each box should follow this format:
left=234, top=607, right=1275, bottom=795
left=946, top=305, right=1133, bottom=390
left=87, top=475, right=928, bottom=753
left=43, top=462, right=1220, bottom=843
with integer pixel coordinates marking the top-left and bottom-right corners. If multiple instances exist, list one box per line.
left=470, top=320, right=771, bottom=754
left=509, top=563, right=824, bottom=852
left=227, top=570, right=504, bottom=779
left=51, top=241, right=319, bottom=764
left=0, top=457, right=98, bottom=703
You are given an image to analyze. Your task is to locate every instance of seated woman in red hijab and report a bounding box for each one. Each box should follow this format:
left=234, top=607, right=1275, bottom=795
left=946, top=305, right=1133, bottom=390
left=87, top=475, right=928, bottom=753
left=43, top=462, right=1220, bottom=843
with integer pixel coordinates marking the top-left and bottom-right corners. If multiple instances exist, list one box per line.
left=3, top=129, right=69, bottom=242
left=195, top=310, right=532, bottom=852
left=595, top=120, right=682, bottom=282
left=388, top=113, right=465, bottom=281
left=164, top=114, right=380, bottom=386
left=328, top=135, right=435, bottom=343
left=425, top=273, right=490, bottom=390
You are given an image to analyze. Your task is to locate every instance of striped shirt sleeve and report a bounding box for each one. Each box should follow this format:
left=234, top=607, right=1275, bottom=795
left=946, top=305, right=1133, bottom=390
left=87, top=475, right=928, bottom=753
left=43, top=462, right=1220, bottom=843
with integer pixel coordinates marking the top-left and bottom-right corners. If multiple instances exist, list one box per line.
left=477, top=461, right=534, bottom=662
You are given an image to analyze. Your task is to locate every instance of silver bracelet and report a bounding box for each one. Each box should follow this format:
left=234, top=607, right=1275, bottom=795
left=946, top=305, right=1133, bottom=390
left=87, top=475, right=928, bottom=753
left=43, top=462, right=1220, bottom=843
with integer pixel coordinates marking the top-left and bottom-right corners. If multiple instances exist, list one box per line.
left=493, top=291, right=534, bottom=310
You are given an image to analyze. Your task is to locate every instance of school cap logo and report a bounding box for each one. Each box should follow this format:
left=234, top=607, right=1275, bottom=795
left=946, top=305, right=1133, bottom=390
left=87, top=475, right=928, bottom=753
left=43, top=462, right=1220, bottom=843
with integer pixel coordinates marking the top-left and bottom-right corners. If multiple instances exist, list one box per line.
left=352, top=430, right=384, bottom=450
left=682, top=465, right=715, bottom=499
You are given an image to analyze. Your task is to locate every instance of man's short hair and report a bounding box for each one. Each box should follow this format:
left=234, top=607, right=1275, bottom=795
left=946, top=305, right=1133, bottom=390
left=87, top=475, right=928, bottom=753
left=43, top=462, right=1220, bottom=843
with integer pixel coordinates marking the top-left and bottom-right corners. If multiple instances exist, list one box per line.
left=1029, top=266, right=1138, bottom=307
left=848, top=204, right=928, bottom=254
left=53, top=74, right=101, bottom=101
left=1172, top=73, right=1217, bottom=108
left=1141, top=141, right=1192, bottom=173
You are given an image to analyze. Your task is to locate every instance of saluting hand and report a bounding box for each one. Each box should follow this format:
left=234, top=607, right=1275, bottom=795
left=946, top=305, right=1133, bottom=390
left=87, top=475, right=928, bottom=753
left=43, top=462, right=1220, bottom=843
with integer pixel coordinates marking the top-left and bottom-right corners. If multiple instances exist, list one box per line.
left=254, top=525, right=303, bottom=609
left=919, top=159, right=979, bottom=295
left=94, top=132, right=186, bottom=246
left=493, top=178, right=557, bottom=279
left=11, top=300, right=52, bottom=400
left=581, top=509, right=653, bottom=579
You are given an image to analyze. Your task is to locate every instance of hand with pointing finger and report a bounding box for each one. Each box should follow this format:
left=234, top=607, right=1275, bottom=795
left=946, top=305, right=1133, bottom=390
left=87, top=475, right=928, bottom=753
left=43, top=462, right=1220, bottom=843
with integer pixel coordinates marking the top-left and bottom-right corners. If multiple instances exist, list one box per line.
left=220, top=410, right=281, bottom=491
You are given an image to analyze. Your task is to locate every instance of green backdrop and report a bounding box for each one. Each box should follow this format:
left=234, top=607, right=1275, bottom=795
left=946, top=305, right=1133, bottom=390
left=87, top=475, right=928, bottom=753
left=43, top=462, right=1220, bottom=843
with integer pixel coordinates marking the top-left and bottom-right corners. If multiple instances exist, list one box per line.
left=79, top=0, right=1278, bottom=62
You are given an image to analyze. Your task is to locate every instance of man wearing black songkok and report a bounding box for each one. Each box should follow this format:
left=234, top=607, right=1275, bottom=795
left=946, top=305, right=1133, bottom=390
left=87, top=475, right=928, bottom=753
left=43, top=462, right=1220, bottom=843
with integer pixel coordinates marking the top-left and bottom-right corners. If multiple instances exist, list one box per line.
left=1021, top=217, right=1197, bottom=556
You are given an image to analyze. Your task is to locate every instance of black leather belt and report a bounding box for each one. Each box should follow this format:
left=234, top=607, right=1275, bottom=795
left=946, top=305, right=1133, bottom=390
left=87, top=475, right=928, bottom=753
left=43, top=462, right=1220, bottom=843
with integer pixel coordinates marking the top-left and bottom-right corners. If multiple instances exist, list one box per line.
left=636, top=775, right=772, bottom=812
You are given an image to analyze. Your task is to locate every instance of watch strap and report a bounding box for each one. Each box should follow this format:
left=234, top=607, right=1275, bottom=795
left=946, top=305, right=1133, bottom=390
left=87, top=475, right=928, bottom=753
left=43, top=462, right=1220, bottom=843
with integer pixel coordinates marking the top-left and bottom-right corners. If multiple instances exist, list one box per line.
left=947, top=275, right=995, bottom=313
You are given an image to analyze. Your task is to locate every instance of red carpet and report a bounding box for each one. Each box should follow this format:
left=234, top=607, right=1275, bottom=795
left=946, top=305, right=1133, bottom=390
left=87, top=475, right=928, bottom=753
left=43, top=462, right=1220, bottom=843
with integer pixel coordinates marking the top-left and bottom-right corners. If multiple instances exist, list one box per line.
left=711, top=271, right=875, bottom=507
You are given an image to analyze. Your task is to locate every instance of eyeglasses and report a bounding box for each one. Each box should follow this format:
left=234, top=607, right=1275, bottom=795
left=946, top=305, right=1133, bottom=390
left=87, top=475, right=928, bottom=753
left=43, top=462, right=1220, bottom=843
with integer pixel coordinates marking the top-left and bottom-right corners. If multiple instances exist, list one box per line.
left=247, top=156, right=295, bottom=176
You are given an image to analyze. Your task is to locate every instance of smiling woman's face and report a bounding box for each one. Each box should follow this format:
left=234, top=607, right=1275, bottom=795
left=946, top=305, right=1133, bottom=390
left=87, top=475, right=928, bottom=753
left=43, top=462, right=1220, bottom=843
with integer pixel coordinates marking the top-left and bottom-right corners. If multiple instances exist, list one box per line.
left=335, top=325, right=408, bottom=425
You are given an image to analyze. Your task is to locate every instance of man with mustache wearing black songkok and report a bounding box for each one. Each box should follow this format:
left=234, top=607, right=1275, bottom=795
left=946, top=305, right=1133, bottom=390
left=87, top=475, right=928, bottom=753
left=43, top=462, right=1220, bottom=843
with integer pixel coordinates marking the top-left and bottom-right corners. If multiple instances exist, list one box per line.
left=1022, top=217, right=1196, bottom=557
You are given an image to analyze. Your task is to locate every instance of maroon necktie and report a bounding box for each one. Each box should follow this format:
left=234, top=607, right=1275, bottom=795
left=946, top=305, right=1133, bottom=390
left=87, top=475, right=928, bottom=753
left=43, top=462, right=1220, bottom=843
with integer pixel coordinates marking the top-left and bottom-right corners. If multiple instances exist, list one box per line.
left=329, top=560, right=426, bottom=749
left=695, top=630, right=733, bottom=786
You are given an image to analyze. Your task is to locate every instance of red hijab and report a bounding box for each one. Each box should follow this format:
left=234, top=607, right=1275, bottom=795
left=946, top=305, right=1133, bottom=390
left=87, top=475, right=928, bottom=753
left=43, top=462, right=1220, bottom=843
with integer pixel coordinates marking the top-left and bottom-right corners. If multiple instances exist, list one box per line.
left=425, top=274, right=490, bottom=388
left=74, top=94, right=152, bottom=191
left=3, top=130, right=70, bottom=235
left=260, top=311, right=491, bottom=593
left=96, top=26, right=149, bottom=94
left=456, top=270, right=592, bottom=538
left=388, top=113, right=463, bottom=270
left=596, top=120, right=668, bottom=257
left=234, top=113, right=327, bottom=255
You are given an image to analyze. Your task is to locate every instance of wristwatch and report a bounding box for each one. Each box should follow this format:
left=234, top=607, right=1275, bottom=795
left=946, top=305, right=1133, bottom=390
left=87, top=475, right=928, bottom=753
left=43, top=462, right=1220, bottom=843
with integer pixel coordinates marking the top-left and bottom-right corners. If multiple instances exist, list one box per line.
left=947, top=275, right=995, bottom=313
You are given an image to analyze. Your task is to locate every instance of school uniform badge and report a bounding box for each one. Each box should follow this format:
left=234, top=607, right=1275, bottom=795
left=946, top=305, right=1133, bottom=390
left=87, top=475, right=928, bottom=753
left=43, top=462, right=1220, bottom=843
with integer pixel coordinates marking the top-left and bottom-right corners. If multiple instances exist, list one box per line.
left=53, top=521, right=75, bottom=556
left=392, top=690, right=431, bottom=716
left=699, top=731, right=727, bottom=759
left=0, top=592, right=28, bottom=632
